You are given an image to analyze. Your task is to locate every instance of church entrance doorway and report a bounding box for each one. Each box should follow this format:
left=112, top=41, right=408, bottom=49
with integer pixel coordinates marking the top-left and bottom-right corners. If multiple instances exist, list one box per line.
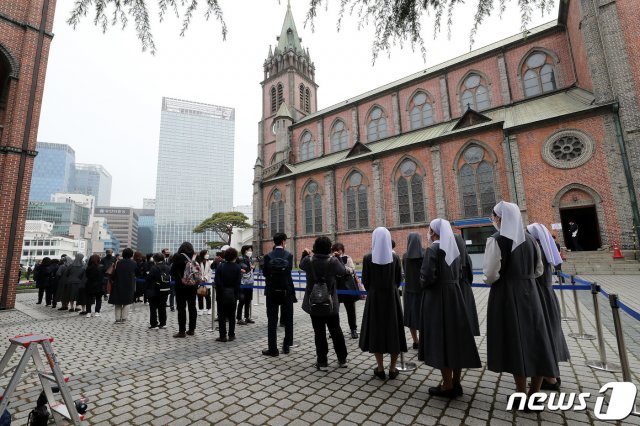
left=560, top=205, right=601, bottom=251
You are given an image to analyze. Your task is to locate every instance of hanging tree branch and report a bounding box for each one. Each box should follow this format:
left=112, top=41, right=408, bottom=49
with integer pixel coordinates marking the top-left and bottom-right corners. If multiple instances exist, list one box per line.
left=67, top=0, right=555, bottom=58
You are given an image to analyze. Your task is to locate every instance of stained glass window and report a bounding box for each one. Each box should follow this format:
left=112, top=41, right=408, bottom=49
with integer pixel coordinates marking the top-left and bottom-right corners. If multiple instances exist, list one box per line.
left=345, top=172, right=368, bottom=229
left=270, top=87, right=277, bottom=113
left=270, top=189, right=285, bottom=236
left=331, top=120, right=348, bottom=151
left=459, top=146, right=496, bottom=217
left=523, top=52, right=557, bottom=97
left=299, top=131, right=314, bottom=161
left=277, top=83, right=284, bottom=110
left=367, top=107, right=387, bottom=142
left=409, top=92, right=434, bottom=130
left=396, top=159, right=426, bottom=224
left=461, top=74, right=490, bottom=111
left=303, top=181, right=322, bottom=234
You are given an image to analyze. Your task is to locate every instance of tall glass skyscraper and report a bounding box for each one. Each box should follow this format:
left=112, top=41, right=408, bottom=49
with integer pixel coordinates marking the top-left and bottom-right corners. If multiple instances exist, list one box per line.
left=74, top=163, right=112, bottom=206
left=154, top=98, right=235, bottom=252
left=29, top=142, right=76, bottom=201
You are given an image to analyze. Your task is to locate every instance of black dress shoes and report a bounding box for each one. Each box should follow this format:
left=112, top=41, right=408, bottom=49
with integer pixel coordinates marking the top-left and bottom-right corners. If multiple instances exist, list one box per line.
left=428, top=385, right=458, bottom=399
left=350, top=330, right=359, bottom=339
left=262, top=349, right=279, bottom=357
left=373, top=367, right=386, bottom=380
left=282, top=345, right=290, bottom=354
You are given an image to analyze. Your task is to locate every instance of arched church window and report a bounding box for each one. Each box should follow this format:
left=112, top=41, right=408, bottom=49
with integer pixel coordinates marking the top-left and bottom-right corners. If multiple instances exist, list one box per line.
left=396, top=159, right=426, bottom=224
left=458, top=145, right=496, bottom=217
left=299, top=131, right=314, bottom=161
left=460, top=73, right=490, bottom=111
left=522, top=51, right=557, bottom=97
left=303, top=181, right=322, bottom=234
left=345, top=171, right=369, bottom=230
left=409, top=91, right=434, bottom=130
left=270, top=189, right=285, bottom=236
left=331, top=120, right=348, bottom=152
left=366, top=107, right=387, bottom=142
left=277, top=83, right=284, bottom=110
left=299, top=84, right=305, bottom=110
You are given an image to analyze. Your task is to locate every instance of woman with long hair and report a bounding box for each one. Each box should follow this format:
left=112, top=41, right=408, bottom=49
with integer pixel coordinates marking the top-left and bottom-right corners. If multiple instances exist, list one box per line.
left=196, top=249, right=213, bottom=316
left=236, top=245, right=255, bottom=325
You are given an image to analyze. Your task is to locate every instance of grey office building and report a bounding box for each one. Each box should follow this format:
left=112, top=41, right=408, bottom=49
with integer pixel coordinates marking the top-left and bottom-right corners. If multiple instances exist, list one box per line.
left=94, top=207, right=139, bottom=251
left=154, top=98, right=235, bottom=252
left=74, top=164, right=112, bottom=206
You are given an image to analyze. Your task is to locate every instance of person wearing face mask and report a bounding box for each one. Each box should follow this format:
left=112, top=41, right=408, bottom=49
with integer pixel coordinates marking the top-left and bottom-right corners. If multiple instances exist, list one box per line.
left=237, top=245, right=255, bottom=325
left=418, top=219, right=481, bottom=398
left=196, top=249, right=213, bottom=316
left=483, top=201, right=557, bottom=408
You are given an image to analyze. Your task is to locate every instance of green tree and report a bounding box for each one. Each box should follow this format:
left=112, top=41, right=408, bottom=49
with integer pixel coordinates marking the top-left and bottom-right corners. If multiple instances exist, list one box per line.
left=67, top=0, right=556, bottom=59
left=193, top=211, right=252, bottom=248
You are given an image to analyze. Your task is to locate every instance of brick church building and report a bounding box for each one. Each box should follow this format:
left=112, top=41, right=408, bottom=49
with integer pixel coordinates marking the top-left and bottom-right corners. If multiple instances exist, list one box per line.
left=253, top=0, right=640, bottom=263
left=0, top=0, right=57, bottom=308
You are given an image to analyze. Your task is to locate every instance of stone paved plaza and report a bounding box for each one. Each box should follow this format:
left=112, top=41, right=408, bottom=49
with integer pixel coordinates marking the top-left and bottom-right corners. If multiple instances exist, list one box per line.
left=2, top=275, right=640, bottom=425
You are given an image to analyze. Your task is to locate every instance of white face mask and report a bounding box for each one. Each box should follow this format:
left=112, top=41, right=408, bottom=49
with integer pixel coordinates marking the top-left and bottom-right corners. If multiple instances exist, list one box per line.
left=204, top=254, right=210, bottom=260
left=492, top=218, right=500, bottom=231
left=246, top=251, right=253, bottom=257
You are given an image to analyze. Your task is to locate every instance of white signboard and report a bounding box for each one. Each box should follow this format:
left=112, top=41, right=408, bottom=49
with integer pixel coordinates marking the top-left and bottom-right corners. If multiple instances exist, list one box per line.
left=551, top=223, right=562, bottom=230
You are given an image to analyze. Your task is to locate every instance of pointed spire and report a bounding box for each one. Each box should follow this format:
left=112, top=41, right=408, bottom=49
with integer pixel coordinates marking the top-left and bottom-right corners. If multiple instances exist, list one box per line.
left=274, top=102, right=293, bottom=121
left=277, top=1, right=303, bottom=52
left=268, top=45, right=273, bottom=58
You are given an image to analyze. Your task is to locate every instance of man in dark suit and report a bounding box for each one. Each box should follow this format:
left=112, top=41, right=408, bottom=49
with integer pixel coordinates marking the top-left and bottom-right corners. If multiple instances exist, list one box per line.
left=262, top=233, right=295, bottom=356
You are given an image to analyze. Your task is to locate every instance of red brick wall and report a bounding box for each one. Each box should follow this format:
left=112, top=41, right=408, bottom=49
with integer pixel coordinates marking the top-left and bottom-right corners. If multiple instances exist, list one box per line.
left=615, top=0, right=640, bottom=109
left=397, top=78, right=444, bottom=129
left=0, top=0, right=57, bottom=308
left=566, top=0, right=593, bottom=91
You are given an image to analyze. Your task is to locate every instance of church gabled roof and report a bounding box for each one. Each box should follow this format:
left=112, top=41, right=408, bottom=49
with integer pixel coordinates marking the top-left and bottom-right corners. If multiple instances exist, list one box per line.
left=345, top=141, right=372, bottom=158
left=276, top=1, right=304, bottom=53
left=274, top=102, right=294, bottom=121
left=452, top=108, right=492, bottom=130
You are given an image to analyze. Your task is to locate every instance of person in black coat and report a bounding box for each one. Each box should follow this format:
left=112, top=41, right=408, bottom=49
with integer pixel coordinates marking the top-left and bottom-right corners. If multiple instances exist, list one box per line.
left=215, top=248, right=242, bottom=342
left=108, top=248, right=137, bottom=324
left=262, top=233, right=295, bottom=357
left=35, top=258, right=51, bottom=305
left=85, top=254, right=104, bottom=317
left=402, top=234, right=424, bottom=349
left=171, top=242, right=198, bottom=338
left=300, top=237, right=348, bottom=370
left=146, top=253, right=171, bottom=330
left=359, top=227, right=407, bottom=380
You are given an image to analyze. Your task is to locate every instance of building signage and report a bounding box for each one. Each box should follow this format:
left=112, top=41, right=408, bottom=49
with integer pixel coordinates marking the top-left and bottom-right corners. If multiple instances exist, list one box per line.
left=96, top=208, right=130, bottom=215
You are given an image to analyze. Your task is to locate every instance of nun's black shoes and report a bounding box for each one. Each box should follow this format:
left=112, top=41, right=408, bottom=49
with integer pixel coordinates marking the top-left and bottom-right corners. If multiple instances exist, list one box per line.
left=412, top=342, right=419, bottom=350
left=428, top=385, right=458, bottom=399
left=540, top=377, right=561, bottom=391
left=373, top=367, right=386, bottom=380
left=388, top=369, right=400, bottom=380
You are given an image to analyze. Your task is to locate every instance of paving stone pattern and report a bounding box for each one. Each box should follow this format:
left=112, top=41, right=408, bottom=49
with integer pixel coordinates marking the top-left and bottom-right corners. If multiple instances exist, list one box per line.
left=2, top=279, right=640, bottom=425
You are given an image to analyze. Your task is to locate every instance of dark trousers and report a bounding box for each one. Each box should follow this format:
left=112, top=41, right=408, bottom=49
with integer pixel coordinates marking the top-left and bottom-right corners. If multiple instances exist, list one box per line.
left=169, top=286, right=176, bottom=308
left=86, top=294, right=102, bottom=313
left=149, top=293, right=169, bottom=327
left=45, top=287, right=54, bottom=306
left=217, top=300, right=237, bottom=337
left=236, top=290, right=252, bottom=319
left=341, top=301, right=357, bottom=331
left=198, top=289, right=212, bottom=310
left=176, top=285, right=198, bottom=333
left=571, top=236, right=582, bottom=251
left=266, top=297, right=293, bottom=351
left=37, top=287, right=45, bottom=303
left=49, top=282, right=58, bottom=307
left=311, top=315, right=348, bottom=364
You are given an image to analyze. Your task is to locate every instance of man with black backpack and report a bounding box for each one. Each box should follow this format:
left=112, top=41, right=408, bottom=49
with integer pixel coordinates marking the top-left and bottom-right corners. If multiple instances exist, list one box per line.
left=146, top=253, right=172, bottom=330
left=262, top=233, right=295, bottom=356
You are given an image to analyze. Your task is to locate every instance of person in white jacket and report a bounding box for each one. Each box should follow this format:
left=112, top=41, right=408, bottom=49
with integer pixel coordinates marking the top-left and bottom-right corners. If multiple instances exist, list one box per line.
left=196, top=249, right=213, bottom=315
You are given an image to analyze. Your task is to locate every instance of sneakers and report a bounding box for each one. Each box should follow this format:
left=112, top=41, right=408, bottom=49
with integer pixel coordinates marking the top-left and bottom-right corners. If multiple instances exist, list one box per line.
left=173, top=332, right=186, bottom=338
left=350, top=330, right=359, bottom=339
left=216, top=336, right=228, bottom=342
left=149, top=326, right=159, bottom=330
left=237, top=319, right=247, bottom=325
left=315, top=362, right=329, bottom=371
left=207, top=309, right=212, bottom=315
left=86, top=313, right=93, bottom=318
left=158, top=325, right=166, bottom=329
left=94, top=312, right=101, bottom=317
left=338, top=359, right=348, bottom=368
left=198, top=310, right=204, bottom=316
left=245, top=318, right=255, bottom=324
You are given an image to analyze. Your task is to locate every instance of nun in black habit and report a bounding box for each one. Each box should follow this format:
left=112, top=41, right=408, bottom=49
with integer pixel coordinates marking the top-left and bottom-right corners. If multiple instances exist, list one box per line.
left=454, top=233, right=480, bottom=336
left=484, top=201, right=559, bottom=396
left=359, top=227, right=407, bottom=380
left=402, top=232, right=425, bottom=350
left=418, top=218, right=481, bottom=398
left=527, top=223, right=570, bottom=390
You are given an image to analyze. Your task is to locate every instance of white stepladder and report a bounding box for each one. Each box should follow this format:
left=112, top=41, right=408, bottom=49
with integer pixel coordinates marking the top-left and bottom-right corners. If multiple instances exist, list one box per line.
left=0, top=334, right=85, bottom=425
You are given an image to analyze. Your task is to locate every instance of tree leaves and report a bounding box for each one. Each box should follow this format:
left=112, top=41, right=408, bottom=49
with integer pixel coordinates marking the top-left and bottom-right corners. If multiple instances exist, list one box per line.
left=67, top=0, right=554, bottom=59
left=193, top=212, right=252, bottom=246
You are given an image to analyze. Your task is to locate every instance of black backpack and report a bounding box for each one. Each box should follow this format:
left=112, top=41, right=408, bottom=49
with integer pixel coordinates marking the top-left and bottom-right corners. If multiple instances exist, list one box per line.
left=268, top=254, right=290, bottom=302
left=27, top=405, right=49, bottom=426
left=307, top=258, right=333, bottom=316
left=156, top=264, right=171, bottom=292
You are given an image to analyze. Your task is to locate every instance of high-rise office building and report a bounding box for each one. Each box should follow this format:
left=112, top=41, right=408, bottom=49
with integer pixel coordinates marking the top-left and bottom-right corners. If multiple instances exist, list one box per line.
left=27, top=200, right=91, bottom=239
left=143, top=198, right=156, bottom=210
left=74, top=163, right=112, bottom=206
left=154, top=98, right=235, bottom=252
left=94, top=207, right=139, bottom=250
left=135, top=208, right=155, bottom=254
left=29, top=142, right=76, bottom=201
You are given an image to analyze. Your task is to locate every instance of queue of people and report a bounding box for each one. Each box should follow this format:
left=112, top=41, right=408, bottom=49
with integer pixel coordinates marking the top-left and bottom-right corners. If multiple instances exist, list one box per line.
left=28, top=200, right=569, bottom=408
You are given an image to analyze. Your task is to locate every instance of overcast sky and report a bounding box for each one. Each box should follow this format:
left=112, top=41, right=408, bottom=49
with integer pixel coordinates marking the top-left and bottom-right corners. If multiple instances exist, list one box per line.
left=37, top=1, right=559, bottom=209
